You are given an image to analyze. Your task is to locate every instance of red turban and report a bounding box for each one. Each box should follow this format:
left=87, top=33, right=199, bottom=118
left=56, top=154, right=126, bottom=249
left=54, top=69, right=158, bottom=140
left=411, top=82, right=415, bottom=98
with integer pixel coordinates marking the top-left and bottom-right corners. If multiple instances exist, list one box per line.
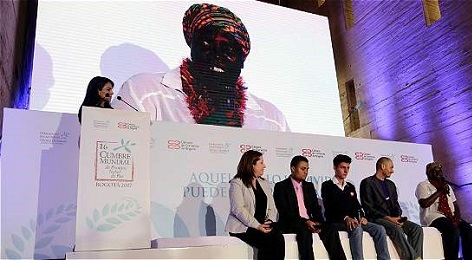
left=182, top=3, right=251, bottom=61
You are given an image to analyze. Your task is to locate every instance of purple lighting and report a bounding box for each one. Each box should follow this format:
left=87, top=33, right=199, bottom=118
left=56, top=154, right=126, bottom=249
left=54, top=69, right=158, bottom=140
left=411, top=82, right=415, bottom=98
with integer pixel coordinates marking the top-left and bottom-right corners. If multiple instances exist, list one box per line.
left=344, top=0, right=472, bottom=220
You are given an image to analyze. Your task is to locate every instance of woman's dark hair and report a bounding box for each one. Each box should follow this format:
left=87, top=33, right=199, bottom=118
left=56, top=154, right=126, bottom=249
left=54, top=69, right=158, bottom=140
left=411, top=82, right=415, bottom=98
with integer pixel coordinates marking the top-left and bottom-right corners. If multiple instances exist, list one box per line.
left=234, top=150, right=263, bottom=187
left=78, top=76, right=114, bottom=123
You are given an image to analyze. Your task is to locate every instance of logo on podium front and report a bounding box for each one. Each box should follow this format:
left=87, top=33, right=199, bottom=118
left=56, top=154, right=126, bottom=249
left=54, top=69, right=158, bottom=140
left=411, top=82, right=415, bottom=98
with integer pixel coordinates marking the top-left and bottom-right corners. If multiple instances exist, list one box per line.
left=95, top=139, right=135, bottom=182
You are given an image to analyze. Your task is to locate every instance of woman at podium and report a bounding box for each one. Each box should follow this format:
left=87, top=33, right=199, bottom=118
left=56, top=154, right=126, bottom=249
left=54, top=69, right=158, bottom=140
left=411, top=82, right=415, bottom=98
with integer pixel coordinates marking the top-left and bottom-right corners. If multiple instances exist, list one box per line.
left=78, top=76, right=114, bottom=123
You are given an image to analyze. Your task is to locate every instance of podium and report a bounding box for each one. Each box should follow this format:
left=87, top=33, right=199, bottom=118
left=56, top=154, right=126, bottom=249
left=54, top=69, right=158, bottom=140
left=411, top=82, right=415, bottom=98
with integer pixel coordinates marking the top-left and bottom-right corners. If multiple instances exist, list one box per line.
left=75, top=107, right=151, bottom=251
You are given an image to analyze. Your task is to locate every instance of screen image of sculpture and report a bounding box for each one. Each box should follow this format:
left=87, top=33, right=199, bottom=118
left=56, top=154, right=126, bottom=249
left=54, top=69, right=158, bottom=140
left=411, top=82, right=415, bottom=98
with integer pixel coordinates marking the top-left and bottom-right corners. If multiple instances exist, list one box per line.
left=31, top=0, right=343, bottom=135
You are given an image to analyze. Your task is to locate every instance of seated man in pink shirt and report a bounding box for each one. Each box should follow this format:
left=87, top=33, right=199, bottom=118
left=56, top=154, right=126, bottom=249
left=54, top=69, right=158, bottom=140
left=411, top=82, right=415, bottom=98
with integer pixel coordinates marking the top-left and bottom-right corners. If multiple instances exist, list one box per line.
left=273, top=155, right=347, bottom=260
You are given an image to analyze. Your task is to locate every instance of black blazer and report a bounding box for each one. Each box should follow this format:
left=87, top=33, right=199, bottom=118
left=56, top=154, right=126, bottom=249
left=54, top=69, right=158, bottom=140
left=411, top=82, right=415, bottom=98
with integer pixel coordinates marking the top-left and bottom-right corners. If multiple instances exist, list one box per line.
left=273, top=177, right=324, bottom=232
left=359, top=175, right=402, bottom=221
left=321, top=180, right=363, bottom=223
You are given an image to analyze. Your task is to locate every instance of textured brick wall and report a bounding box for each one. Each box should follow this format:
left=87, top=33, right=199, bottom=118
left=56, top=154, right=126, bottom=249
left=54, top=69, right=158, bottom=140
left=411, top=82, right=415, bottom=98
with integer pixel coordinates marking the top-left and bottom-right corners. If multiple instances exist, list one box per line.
left=0, top=0, right=21, bottom=136
left=329, top=0, right=472, bottom=221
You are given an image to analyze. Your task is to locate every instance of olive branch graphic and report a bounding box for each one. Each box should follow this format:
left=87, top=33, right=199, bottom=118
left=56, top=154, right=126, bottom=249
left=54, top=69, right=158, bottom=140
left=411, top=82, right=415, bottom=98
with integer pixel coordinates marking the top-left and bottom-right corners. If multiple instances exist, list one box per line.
left=4, top=204, right=76, bottom=259
left=85, top=197, right=142, bottom=232
left=113, top=139, right=136, bottom=153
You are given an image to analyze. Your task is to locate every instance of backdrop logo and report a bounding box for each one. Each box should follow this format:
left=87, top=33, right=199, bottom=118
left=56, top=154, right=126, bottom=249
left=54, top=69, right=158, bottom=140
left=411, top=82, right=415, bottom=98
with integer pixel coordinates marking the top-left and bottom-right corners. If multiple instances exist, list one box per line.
left=167, top=140, right=181, bottom=149
left=275, top=147, right=294, bottom=158
left=39, top=131, right=70, bottom=145
left=380, top=153, right=396, bottom=162
left=400, top=155, right=419, bottom=163
left=301, top=148, right=326, bottom=158
left=332, top=150, right=349, bottom=157
left=117, top=122, right=139, bottom=130
left=240, top=144, right=267, bottom=153
left=354, top=152, right=376, bottom=161
left=167, top=139, right=199, bottom=151
left=93, top=119, right=110, bottom=129
left=209, top=142, right=230, bottom=154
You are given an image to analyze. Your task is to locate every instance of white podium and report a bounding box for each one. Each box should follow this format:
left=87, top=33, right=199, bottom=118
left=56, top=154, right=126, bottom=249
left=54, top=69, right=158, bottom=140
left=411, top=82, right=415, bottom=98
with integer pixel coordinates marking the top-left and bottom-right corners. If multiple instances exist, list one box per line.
left=75, top=107, right=151, bottom=251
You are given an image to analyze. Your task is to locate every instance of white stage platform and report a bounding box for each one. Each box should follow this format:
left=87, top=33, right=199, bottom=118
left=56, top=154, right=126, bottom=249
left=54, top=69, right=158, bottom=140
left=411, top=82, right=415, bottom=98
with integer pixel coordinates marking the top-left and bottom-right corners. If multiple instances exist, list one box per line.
left=67, top=227, right=444, bottom=259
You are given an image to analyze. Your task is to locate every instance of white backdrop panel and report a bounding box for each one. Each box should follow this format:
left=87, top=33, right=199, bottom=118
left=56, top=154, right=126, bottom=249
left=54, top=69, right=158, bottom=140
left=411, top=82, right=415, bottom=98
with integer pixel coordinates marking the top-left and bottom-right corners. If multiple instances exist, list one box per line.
left=1, top=109, right=80, bottom=259
left=149, top=121, right=433, bottom=238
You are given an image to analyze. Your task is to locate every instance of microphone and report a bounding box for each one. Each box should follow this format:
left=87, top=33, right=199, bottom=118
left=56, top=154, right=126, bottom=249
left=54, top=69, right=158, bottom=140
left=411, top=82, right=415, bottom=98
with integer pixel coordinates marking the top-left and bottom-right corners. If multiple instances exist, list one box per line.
left=117, top=96, right=139, bottom=112
left=440, top=177, right=458, bottom=188
left=437, top=176, right=452, bottom=195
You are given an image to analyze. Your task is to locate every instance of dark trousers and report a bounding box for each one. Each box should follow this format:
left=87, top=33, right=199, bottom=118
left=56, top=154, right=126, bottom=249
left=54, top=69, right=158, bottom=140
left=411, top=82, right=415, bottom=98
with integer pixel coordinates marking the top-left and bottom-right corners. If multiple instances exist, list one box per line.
left=319, top=223, right=348, bottom=260
left=430, top=217, right=472, bottom=260
left=295, top=227, right=315, bottom=260
left=282, top=223, right=347, bottom=260
left=230, top=227, right=285, bottom=260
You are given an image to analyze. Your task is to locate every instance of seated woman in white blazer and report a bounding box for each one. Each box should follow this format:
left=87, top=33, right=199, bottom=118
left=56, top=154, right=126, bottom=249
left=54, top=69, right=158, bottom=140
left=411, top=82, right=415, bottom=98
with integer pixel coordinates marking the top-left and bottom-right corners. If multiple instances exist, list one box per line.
left=225, top=150, right=284, bottom=260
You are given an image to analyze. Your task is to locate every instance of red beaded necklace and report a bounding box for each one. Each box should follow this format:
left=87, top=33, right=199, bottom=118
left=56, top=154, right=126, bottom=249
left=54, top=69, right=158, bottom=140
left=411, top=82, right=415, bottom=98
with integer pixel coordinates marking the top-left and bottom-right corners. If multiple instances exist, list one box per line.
left=180, top=58, right=246, bottom=126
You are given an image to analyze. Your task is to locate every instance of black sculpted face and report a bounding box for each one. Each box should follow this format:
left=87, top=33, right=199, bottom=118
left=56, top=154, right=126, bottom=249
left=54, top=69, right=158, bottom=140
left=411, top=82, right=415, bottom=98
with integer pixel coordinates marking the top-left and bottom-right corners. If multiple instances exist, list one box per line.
left=427, top=163, right=443, bottom=181
left=190, top=26, right=244, bottom=88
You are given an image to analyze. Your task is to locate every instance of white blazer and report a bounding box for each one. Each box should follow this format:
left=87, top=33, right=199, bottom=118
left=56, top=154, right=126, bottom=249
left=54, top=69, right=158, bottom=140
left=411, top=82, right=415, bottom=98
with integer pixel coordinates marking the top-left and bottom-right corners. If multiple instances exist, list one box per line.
left=225, top=177, right=278, bottom=233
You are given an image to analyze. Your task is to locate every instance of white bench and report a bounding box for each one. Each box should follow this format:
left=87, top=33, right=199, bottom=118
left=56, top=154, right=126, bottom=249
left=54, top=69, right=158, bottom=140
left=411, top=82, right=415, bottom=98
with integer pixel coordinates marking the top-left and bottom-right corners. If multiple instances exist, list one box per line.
left=155, top=227, right=444, bottom=259
left=67, top=227, right=444, bottom=259
left=154, top=234, right=329, bottom=259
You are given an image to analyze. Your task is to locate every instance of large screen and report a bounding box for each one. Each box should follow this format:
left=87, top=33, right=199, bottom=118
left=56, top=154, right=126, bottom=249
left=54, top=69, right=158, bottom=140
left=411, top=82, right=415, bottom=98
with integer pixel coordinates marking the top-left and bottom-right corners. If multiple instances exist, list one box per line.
left=31, top=0, right=344, bottom=135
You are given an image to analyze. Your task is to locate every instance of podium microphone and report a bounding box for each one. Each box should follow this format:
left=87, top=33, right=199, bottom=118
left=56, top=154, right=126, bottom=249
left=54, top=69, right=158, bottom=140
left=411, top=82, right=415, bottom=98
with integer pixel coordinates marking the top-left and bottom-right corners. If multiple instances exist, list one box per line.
left=117, top=96, right=139, bottom=112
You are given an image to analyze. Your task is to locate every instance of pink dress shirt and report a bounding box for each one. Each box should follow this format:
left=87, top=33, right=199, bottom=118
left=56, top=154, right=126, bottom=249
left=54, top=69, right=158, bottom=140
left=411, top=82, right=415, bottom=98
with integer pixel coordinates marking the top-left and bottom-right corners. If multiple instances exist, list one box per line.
left=291, top=177, right=309, bottom=219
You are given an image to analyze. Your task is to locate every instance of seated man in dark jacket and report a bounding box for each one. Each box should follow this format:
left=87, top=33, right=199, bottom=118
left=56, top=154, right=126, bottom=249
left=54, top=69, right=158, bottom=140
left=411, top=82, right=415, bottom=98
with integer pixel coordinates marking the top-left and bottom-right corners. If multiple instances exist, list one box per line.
left=360, top=157, right=423, bottom=259
left=274, top=155, right=346, bottom=260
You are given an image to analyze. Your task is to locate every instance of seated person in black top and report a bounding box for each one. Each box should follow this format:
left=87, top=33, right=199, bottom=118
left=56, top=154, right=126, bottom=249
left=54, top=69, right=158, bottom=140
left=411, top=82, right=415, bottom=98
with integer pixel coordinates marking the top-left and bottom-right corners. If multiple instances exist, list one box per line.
left=321, top=154, right=389, bottom=260
left=274, top=155, right=347, bottom=260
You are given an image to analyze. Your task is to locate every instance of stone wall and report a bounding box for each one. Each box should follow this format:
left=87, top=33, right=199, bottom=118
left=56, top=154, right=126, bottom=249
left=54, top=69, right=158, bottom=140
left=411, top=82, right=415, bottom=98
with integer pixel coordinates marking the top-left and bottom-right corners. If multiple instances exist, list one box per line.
left=0, top=0, right=21, bottom=135
left=328, top=0, right=472, bottom=221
